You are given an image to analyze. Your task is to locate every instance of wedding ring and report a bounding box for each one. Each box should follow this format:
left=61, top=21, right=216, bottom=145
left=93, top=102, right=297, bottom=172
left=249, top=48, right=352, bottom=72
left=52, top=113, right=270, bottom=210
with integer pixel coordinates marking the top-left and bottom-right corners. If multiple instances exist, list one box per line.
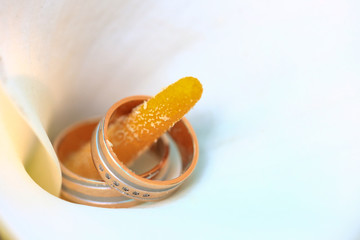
left=91, top=96, right=199, bottom=201
left=54, top=118, right=169, bottom=208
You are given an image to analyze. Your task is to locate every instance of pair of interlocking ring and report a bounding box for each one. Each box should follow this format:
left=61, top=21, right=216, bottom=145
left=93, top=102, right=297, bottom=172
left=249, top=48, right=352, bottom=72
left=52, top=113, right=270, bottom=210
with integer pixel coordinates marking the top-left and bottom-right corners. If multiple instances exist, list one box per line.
left=54, top=96, right=198, bottom=208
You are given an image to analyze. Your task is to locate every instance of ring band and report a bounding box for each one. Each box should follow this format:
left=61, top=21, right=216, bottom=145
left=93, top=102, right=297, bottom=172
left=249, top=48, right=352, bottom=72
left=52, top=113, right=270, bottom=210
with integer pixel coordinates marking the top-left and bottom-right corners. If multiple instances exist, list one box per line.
left=54, top=118, right=170, bottom=208
left=91, top=96, right=199, bottom=201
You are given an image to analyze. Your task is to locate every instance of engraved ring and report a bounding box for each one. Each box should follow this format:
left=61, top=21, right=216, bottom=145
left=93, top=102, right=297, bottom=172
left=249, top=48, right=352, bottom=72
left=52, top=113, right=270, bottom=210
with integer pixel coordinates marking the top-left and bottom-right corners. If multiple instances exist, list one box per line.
left=91, top=96, right=199, bottom=201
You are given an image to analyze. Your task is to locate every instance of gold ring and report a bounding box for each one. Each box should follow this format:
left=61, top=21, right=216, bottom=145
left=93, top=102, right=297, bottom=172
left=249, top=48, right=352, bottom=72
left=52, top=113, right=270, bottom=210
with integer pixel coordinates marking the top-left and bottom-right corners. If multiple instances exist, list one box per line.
left=91, top=96, right=199, bottom=201
left=54, top=118, right=170, bottom=208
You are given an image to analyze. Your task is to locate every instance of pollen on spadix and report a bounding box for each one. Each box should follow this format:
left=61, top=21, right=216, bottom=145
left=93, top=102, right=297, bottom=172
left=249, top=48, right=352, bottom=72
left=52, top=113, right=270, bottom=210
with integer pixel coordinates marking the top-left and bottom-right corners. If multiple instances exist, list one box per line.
left=107, top=77, right=203, bottom=165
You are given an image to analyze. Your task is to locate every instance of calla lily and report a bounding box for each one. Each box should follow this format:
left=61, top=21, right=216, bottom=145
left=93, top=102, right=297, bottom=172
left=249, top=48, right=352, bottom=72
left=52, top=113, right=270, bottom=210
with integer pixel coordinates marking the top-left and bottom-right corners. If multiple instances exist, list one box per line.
left=1, top=1, right=360, bottom=239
